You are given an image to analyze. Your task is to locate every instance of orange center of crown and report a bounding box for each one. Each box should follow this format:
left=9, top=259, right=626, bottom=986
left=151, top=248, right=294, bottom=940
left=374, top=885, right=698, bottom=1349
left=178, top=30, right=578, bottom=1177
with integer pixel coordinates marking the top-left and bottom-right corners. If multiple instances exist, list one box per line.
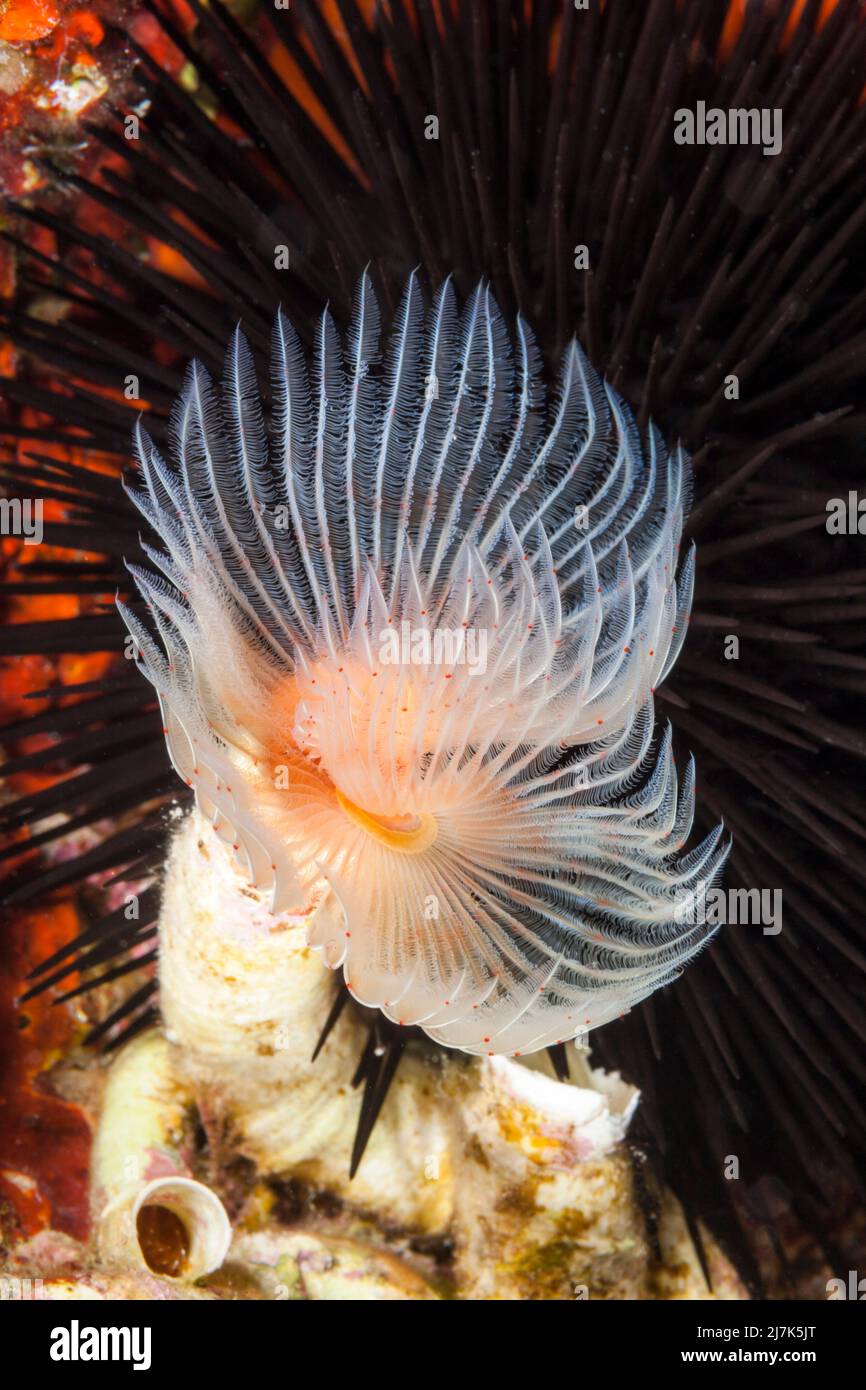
left=335, top=791, right=438, bottom=853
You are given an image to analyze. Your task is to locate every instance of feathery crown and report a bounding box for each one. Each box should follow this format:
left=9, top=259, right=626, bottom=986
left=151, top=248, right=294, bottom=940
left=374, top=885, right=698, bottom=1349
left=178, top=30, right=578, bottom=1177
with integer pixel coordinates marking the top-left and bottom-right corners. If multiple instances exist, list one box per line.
left=120, top=273, right=727, bottom=1056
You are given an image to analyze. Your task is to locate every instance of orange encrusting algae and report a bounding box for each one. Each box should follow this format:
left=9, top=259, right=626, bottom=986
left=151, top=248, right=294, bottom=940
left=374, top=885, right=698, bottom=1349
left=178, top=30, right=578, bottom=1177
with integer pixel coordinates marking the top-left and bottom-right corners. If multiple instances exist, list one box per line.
left=0, top=2, right=110, bottom=191
left=0, top=448, right=112, bottom=1244
left=0, top=0, right=61, bottom=43
left=0, top=899, right=91, bottom=1243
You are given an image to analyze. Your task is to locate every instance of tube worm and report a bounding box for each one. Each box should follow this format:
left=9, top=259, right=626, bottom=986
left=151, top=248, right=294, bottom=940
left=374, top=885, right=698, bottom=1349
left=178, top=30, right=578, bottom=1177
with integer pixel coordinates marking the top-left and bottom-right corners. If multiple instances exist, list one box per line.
left=121, top=276, right=727, bottom=1059
left=91, top=1030, right=231, bottom=1283
left=99, top=808, right=745, bottom=1300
